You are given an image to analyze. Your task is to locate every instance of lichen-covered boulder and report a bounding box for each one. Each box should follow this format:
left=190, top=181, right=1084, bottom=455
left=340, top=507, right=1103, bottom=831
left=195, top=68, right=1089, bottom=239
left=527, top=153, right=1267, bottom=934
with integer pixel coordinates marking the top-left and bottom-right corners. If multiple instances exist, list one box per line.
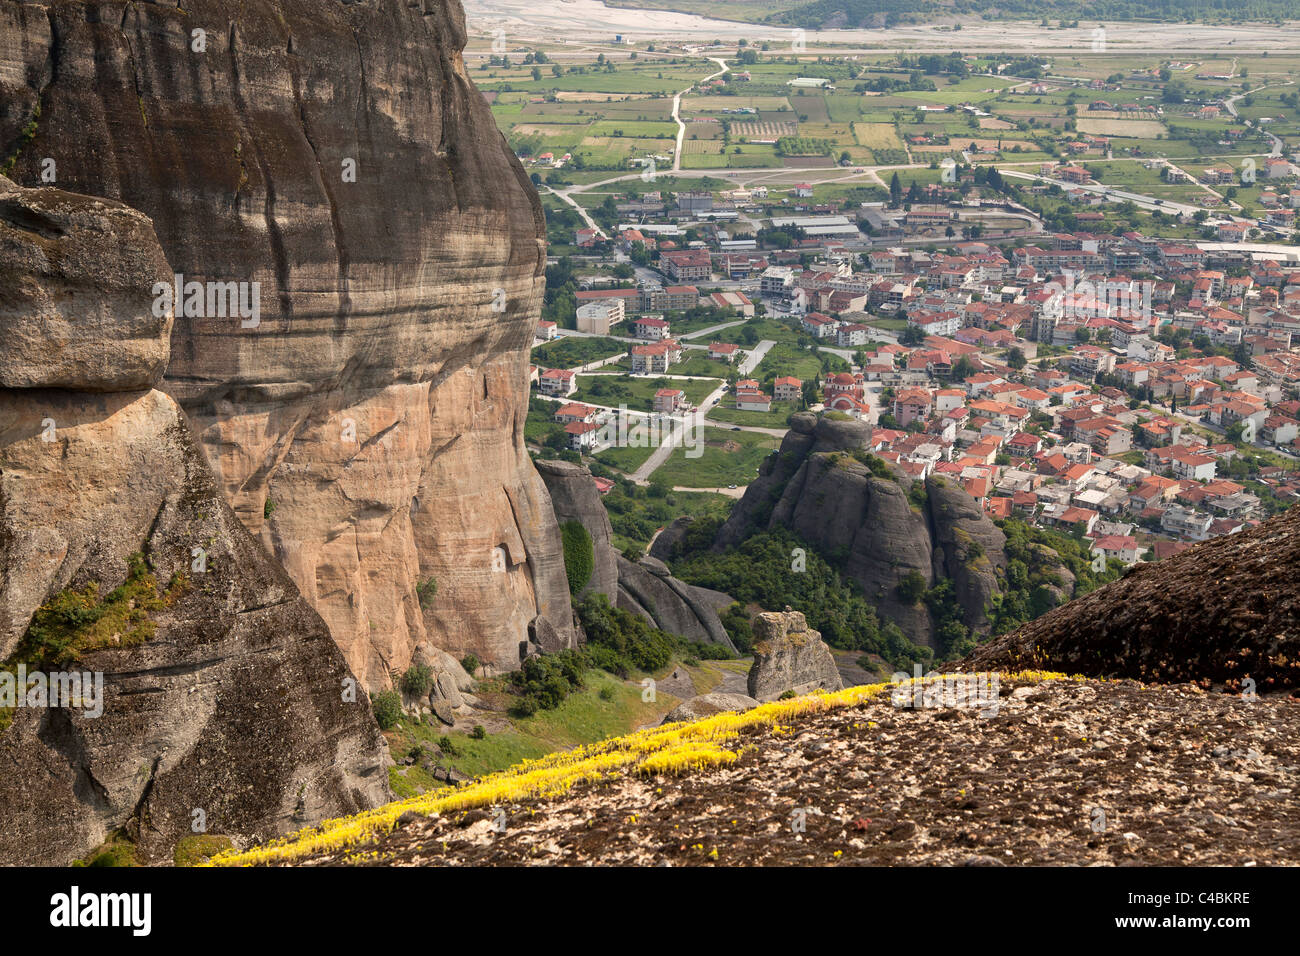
left=747, top=610, right=843, bottom=701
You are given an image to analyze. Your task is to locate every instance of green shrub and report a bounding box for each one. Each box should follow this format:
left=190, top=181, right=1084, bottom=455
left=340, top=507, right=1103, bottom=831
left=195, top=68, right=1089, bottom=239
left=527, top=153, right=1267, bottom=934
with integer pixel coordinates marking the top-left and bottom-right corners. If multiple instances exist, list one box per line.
left=510, top=650, right=587, bottom=713
left=173, top=834, right=234, bottom=867
left=560, top=520, right=595, bottom=595
left=511, top=696, right=539, bottom=718
left=400, top=663, right=435, bottom=698
left=666, top=529, right=928, bottom=667
left=460, top=653, right=480, bottom=676
left=471, top=724, right=487, bottom=740
left=416, top=577, right=437, bottom=609
left=577, top=593, right=673, bottom=674
left=370, top=690, right=403, bottom=730
left=720, top=603, right=754, bottom=654
left=896, top=570, right=928, bottom=605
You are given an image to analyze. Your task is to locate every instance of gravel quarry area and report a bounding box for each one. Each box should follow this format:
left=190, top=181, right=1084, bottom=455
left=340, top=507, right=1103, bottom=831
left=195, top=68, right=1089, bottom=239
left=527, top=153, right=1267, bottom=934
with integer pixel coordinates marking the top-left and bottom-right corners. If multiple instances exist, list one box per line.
left=282, top=677, right=1300, bottom=866
left=464, top=3, right=1300, bottom=53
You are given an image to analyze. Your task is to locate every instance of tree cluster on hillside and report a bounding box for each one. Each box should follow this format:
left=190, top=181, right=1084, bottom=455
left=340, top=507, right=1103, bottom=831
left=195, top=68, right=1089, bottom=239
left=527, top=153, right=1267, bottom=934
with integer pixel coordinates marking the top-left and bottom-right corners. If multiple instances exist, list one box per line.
left=666, top=522, right=929, bottom=667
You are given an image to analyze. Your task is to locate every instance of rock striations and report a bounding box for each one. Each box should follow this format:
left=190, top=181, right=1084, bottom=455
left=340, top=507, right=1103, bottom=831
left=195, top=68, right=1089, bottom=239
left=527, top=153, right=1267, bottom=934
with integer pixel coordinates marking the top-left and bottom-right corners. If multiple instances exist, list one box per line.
left=0, top=175, right=388, bottom=865
left=0, top=0, right=574, bottom=686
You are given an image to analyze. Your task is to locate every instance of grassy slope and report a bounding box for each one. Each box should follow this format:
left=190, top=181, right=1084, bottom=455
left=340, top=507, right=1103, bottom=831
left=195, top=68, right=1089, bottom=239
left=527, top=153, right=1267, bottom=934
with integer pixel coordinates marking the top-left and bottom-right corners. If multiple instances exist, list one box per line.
left=385, top=662, right=731, bottom=800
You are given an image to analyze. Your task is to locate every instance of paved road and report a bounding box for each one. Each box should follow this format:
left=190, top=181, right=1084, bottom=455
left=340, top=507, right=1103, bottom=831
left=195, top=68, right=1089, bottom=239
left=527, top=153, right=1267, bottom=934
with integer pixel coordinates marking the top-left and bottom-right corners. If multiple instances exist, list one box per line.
left=1000, top=168, right=1203, bottom=217
left=569, top=351, right=629, bottom=372
left=543, top=183, right=607, bottom=239
left=1224, top=81, right=1293, bottom=157
left=630, top=377, right=729, bottom=482
left=673, top=57, right=729, bottom=173
left=737, top=339, right=775, bottom=376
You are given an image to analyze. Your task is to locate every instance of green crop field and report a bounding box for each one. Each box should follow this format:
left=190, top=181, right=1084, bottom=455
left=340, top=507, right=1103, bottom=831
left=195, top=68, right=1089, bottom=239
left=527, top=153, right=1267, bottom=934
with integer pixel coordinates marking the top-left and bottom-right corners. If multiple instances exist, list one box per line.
left=652, top=427, right=780, bottom=489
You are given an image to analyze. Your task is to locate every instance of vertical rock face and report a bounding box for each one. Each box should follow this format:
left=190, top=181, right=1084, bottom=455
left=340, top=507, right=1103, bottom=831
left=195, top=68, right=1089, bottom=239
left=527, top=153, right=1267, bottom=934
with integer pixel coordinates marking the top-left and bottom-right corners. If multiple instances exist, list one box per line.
left=534, top=459, right=735, bottom=650
left=533, top=459, right=620, bottom=601
left=615, top=554, right=737, bottom=651
left=0, top=178, right=172, bottom=391
left=746, top=610, right=842, bottom=701
left=0, top=175, right=388, bottom=865
left=0, top=0, right=574, bottom=686
left=924, top=475, right=1007, bottom=636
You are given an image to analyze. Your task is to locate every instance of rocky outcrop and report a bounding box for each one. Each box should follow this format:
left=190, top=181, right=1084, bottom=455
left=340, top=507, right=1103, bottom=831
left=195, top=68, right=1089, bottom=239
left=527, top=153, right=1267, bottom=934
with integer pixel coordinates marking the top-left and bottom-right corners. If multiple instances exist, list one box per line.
left=662, top=692, right=759, bottom=724
left=712, top=413, right=1010, bottom=648
left=617, top=555, right=737, bottom=651
left=747, top=610, right=842, bottom=701
left=924, top=476, right=1006, bottom=636
left=0, top=176, right=388, bottom=865
left=0, top=177, right=172, bottom=391
left=407, top=641, right=478, bottom=725
left=964, top=503, right=1300, bottom=691
left=279, top=675, right=1300, bottom=867
left=0, top=0, right=574, bottom=686
left=533, top=459, right=735, bottom=650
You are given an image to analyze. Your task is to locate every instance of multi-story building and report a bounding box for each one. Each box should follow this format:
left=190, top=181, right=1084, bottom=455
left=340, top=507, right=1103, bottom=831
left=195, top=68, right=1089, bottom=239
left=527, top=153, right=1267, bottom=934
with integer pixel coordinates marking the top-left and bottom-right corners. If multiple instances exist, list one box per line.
left=576, top=298, right=625, bottom=335
left=538, top=368, right=577, bottom=397
left=630, top=340, right=683, bottom=375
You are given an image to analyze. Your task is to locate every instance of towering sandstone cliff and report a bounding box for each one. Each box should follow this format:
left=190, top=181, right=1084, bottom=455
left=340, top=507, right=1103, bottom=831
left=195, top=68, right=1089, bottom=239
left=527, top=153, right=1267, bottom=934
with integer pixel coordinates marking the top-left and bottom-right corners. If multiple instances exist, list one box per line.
left=0, top=0, right=574, bottom=688
left=0, top=175, right=389, bottom=864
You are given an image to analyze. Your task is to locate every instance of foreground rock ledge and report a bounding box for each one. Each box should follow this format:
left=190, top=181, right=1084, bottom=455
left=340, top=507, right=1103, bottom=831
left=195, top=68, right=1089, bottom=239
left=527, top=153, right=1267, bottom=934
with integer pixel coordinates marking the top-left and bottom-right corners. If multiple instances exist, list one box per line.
left=243, top=678, right=1300, bottom=867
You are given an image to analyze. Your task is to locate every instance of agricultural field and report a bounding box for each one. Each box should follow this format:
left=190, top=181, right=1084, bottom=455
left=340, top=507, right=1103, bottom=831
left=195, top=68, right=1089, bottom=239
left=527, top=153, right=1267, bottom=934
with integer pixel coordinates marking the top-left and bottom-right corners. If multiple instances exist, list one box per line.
left=571, top=374, right=722, bottom=414
left=476, top=38, right=1294, bottom=198
left=531, top=336, right=628, bottom=370
left=672, top=351, right=743, bottom=378
left=652, top=427, right=781, bottom=489
left=1075, top=118, right=1166, bottom=138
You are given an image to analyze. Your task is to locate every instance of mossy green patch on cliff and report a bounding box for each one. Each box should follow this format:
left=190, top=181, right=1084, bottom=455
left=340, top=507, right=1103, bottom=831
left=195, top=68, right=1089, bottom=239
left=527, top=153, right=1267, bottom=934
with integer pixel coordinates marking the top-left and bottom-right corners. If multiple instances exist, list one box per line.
left=0, top=104, right=39, bottom=178
left=173, top=834, right=234, bottom=867
left=71, top=833, right=140, bottom=868
left=561, top=520, right=595, bottom=595
left=4, top=553, right=185, bottom=672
